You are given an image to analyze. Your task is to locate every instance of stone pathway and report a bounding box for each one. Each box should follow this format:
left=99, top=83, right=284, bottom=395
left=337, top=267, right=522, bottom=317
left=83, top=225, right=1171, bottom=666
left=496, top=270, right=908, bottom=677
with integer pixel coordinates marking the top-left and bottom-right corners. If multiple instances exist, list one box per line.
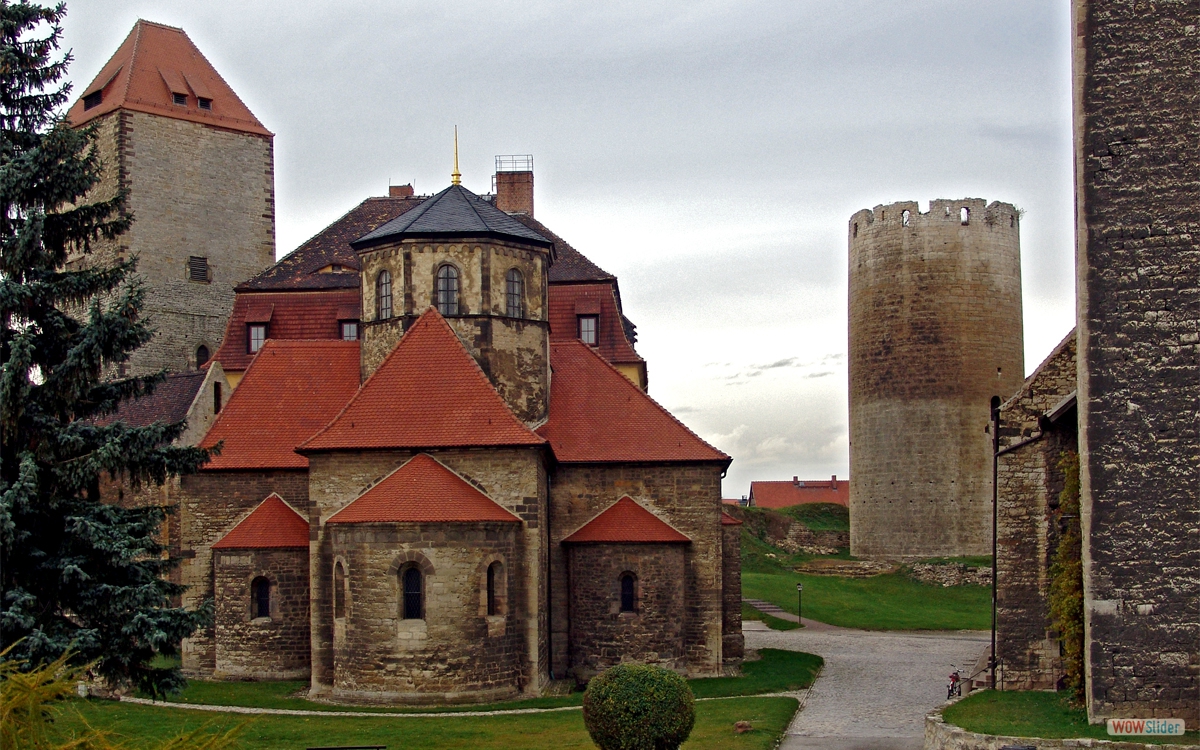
left=745, top=623, right=989, bottom=750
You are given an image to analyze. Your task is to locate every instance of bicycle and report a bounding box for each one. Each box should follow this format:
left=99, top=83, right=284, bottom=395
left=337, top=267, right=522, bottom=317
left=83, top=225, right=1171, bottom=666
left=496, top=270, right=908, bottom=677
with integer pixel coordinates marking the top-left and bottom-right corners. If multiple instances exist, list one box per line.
left=946, top=665, right=962, bottom=699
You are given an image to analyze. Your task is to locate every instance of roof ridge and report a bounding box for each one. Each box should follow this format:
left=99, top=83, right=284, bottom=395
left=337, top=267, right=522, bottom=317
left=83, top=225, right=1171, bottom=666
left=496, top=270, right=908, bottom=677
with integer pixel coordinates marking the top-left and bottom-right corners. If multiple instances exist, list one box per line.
left=457, top=184, right=493, bottom=231
left=562, top=496, right=691, bottom=543
left=137, top=18, right=186, bottom=32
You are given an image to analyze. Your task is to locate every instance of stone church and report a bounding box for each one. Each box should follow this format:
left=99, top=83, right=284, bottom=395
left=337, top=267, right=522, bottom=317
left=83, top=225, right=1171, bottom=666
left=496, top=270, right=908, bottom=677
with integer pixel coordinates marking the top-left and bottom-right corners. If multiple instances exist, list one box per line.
left=72, top=21, right=743, bottom=704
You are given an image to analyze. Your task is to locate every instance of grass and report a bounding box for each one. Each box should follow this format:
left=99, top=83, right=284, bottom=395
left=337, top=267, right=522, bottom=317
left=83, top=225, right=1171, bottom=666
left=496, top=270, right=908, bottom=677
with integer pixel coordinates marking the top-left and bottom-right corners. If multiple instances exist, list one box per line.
left=777, top=502, right=849, bottom=532
left=915, top=555, right=993, bottom=568
left=741, top=602, right=801, bottom=631
left=58, top=695, right=799, bottom=749
left=943, top=690, right=1199, bottom=745
left=152, top=649, right=820, bottom=713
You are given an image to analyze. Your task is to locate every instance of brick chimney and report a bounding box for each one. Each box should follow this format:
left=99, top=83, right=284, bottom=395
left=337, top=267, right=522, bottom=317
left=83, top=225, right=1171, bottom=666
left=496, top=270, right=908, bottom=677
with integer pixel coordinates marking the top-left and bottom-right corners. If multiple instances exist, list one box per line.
left=792, top=476, right=799, bottom=484
left=494, top=155, right=534, bottom=216
left=389, top=184, right=414, bottom=198
left=831, top=474, right=838, bottom=488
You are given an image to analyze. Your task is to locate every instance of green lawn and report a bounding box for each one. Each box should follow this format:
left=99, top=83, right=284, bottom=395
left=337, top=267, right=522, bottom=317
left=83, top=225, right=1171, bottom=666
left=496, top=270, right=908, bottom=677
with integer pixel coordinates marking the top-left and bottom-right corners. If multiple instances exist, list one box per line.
left=943, top=690, right=1199, bottom=745
left=59, top=695, right=799, bottom=749
left=777, top=502, right=849, bottom=532
left=153, top=649, right=820, bottom=712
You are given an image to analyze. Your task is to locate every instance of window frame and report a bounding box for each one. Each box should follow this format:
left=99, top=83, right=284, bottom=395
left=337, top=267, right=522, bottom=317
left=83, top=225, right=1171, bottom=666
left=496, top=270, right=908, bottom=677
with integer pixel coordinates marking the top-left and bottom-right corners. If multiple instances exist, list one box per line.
left=436, top=264, right=460, bottom=316
left=340, top=320, right=359, bottom=341
left=505, top=268, right=524, bottom=318
left=400, top=565, right=423, bottom=620
left=251, top=576, right=271, bottom=620
left=247, top=324, right=267, bottom=354
left=578, top=315, right=599, bottom=346
left=619, top=572, right=637, bottom=614
left=376, top=270, right=393, bottom=321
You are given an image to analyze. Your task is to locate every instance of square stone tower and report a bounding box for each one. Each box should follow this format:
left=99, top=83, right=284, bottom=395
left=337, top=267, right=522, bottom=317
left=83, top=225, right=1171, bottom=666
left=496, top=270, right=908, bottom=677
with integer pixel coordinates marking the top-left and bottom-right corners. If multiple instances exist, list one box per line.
left=68, top=20, right=275, bottom=375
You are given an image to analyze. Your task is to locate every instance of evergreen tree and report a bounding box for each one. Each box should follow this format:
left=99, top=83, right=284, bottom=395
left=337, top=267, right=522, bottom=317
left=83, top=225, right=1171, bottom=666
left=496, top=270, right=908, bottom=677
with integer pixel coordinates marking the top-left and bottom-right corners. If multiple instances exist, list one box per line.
left=0, top=1, right=212, bottom=695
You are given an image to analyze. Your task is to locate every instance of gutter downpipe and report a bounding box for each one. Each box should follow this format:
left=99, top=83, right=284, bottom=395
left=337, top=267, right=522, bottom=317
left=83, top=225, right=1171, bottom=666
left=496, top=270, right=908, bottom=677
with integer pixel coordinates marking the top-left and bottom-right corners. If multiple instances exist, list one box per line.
left=991, top=399, right=1000, bottom=688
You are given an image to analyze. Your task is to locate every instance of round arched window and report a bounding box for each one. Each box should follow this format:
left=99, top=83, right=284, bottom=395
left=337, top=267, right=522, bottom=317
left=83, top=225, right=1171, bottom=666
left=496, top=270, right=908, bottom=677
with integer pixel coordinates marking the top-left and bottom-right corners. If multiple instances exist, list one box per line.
left=505, top=269, right=524, bottom=318
left=436, top=265, right=459, bottom=316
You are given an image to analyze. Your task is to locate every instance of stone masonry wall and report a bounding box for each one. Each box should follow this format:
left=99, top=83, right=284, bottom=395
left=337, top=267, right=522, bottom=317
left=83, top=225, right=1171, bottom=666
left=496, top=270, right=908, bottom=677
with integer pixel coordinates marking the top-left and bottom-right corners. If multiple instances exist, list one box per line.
left=848, top=199, right=1025, bottom=559
left=996, top=331, right=1077, bottom=691
left=213, top=547, right=310, bottom=680
left=328, top=522, right=524, bottom=704
left=721, top=522, right=744, bottom=669
left=566, top=543, right=687, bottom=680
left=1072, top=0, right=1199, bottom=726
left=549, top=463, right=727, bottom=679
left=178, top=469, right=309, bottom=676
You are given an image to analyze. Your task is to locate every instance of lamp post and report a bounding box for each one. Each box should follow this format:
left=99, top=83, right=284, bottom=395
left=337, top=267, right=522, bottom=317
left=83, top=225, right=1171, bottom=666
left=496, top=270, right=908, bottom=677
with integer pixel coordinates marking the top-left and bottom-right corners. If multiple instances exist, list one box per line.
left=796, top=582, right=803, bottom=624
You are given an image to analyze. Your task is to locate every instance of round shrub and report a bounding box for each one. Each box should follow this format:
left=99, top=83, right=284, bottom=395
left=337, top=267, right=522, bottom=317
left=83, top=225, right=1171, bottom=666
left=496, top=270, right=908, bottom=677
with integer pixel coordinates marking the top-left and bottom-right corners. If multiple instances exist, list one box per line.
left=582, top=663, right=695, bottom=750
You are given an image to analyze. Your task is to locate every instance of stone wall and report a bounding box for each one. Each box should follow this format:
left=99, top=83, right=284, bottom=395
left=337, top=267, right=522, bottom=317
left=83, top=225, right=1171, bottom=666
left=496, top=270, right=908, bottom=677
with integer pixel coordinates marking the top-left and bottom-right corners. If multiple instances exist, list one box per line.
left=178, top=469, right=309, bottom=676
left=566, top=543, right=687, bottom=680
left=327, top=522, right=524, bottom=704
left=848, top=199, right=1025, bottom=559
left=213, top=547, right=310, bottom=679
left=995, top=332, right=1077, bottom=691
left=925, top=707, right=1199, bottom=750
left=1072, top=0, right=1199, bottom=726
left=721, top=522, right=744, bottom=669
left=549, top=462, right=727, bottom=679
left=358, top=238, right=550, bottom=423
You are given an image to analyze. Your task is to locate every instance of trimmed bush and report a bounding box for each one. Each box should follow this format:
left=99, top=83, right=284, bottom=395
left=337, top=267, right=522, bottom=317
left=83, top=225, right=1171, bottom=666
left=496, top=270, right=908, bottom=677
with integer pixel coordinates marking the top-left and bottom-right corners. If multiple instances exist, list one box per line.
left=582, top=663, right=695, bottom=750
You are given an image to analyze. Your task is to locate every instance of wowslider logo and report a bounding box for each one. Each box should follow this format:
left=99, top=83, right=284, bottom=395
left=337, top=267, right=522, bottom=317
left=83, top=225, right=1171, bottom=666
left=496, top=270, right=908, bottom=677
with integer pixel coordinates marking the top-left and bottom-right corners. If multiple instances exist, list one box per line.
left=1107, top=718, right=1186, bottom=736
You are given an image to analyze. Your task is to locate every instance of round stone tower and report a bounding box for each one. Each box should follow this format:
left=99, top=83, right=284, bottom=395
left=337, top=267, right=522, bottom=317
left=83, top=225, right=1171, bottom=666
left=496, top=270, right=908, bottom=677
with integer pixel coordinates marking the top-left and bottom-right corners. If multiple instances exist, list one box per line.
left=848, top=198, right=1024, bottom=559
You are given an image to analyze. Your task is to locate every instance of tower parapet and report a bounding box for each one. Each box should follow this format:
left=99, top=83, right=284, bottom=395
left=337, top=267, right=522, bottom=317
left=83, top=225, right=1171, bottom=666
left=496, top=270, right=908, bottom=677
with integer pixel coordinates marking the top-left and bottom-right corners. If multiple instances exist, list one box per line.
left=848, top=198, right=1024, bottom=559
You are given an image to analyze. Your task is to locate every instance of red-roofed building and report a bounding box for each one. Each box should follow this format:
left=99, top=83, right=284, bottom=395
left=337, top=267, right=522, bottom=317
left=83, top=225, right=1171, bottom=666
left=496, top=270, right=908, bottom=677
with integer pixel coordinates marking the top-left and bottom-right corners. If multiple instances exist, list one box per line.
left=562, top=497, right=691, bottom=544
left=212, top=494, right=310, bottom=549
left=748, top=476, right=849, bottom=509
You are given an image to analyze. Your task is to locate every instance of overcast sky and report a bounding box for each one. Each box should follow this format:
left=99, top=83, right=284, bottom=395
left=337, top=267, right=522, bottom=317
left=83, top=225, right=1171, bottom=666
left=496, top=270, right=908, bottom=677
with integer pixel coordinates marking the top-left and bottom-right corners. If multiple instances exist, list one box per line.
left=65, top=1, right=1077, bottom=498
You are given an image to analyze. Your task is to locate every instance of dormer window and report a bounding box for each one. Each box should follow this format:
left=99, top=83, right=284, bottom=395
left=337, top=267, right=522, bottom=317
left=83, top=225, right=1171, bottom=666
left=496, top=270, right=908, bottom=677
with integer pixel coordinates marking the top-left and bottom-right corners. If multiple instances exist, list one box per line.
left=247, top=324, right=266, bottom=354
left=198, top=97, right=212, bottom=110
left=340, top=320, right=359, bottom=341
left=83, top=91, right=102, bottom=110
left=578, top=315, right=598, bottom=346
left=172, top=92, right=187, bottom=106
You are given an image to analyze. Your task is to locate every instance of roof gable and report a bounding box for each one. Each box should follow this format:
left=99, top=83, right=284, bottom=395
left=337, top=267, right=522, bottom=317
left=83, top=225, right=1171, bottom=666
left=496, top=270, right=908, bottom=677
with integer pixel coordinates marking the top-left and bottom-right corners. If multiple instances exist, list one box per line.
left=212, top=494, right=309, bottom=549
left=562, top=497, right=691, bottom=544
left=353, top=185, right=551, bottom=248
left=327, top=454, right=520, bottom=524
left=300, top=309, right=545, bottom=452
left=68, top=20, right=270, bottom=136
left=200, top=340, right=361, bottom=469
left=538, top=341, right=728, bottom=464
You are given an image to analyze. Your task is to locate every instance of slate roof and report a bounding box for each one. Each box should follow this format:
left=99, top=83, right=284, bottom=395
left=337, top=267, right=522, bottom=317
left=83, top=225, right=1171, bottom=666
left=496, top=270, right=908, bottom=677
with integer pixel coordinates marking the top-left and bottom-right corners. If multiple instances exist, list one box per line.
left=68, top=20, right=270, bottom=136
left=300, top=309, right=545, bottom=452
left=238, top=197, right=424, bottom=291
left=561, top=497, right=691, bottom=544
left=326, top=454, right=520, bottom=524
left=212, top=290, right=362, bottom=372
left=93, top=370, right=206, bottom=428
left=537, top=341, right=729, bottom=465
left=200, top=340, right=361, bottom=470
left=510, top=214, right=614, bottom=284
left=547, top=283, right=642, bottom=365
left=352, top=185, right=552, bottom=249
left=749, top=479, right=848, bottom=509
left=212, top=494, right=309, bottom=549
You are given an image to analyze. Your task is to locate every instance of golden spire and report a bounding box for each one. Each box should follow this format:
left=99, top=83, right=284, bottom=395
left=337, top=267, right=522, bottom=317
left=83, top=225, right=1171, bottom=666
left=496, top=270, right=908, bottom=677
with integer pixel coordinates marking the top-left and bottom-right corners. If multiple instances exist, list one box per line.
left=451, top=126, right=461, bottom=185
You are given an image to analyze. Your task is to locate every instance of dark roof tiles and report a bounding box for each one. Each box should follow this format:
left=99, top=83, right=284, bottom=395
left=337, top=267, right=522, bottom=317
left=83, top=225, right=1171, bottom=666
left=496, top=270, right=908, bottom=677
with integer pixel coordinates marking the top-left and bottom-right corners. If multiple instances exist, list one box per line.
left=93, top=370, right=206, bottom=428
left=511, top=215, right=614, bottom=283
left=353, top=185, right=551, bottom=248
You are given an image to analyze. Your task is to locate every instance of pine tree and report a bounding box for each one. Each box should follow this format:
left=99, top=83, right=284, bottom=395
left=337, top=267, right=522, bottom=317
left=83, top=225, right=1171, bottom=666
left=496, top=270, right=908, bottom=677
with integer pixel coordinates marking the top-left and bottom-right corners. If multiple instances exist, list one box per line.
left=0, top=1, right=212, bottom=695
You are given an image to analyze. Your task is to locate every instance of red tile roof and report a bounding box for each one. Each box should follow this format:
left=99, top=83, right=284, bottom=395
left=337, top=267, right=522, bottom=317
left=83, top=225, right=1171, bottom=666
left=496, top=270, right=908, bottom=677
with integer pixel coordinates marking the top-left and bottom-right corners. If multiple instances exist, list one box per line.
left=326, top=454, right=520, bottom=524
left=301, top=309, right=545, bottom=452
left=562, top=497, right=691, bottom=544
left=212, top=290, right=362, bottom=372
left=238, top=197, right=424, bottom=292
left=68, top=20, right=270, bottom=136
left=538, top=341, right=729, bottom=464
left=200, top=340, right=361, bottom=470
left=749, top=478, right=849, bottom=509
left=93, top=370, right=207, bottom=428
left=212, top=493, right=309, bottom=549
left=548, top=283, right=642, bottom=365
left=721, top=512, right=744, bottom=526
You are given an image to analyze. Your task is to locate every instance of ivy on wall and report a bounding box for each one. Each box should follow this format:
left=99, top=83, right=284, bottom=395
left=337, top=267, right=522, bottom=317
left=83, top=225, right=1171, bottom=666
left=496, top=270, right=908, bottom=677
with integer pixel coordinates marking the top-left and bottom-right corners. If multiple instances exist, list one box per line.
left=1048, top=450, right=1084, bottom=703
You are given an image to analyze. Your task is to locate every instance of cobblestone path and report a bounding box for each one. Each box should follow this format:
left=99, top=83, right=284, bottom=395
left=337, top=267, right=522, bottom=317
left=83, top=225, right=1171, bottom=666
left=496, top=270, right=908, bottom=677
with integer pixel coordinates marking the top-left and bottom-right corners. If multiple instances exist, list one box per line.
left=745, top=624, right=989, bottom=750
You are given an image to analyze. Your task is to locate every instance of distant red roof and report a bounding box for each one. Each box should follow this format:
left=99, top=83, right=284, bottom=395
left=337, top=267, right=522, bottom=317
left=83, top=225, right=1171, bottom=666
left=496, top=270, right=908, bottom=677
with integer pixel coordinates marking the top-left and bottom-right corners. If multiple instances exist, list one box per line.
left=68, top=20, right=270, bottom=136
left=200, top=340, right=361, bottom=470
left=721, top=512, right=743, bottom=526
left=562, top=497, right=691, bottom=544
left=212, top=494, right=309, bottom=549
left=538, top=341, right=728, bottom=464
left=301, top=309, right=545, bottom=452
left=212, top=290, right=361, bottom=372
left=749, top=478, right=848, bottom=509
left=548, top=283, right=642, bottom=365
left=327, top=454, right=519, bottom=524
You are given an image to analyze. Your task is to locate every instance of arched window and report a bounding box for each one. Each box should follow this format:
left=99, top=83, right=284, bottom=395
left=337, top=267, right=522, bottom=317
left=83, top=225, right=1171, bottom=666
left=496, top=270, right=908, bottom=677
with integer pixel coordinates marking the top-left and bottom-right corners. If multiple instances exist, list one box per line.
left=376, top=270, right=393, bottom=320
left=196, top=344, right=210, bottom=368
left=486, top=561, right=501, bottom=616
left=251, top=577, right=271, bottom=619
left=401, top=565, right=423, bottom=620
left=505, top=269, right=524, bottom=318
left=901, top=210, right=911, bottom=227
left=436, top=265, right=459, bottom=316
left=619, top=572, right=637, bottom=613
left=960, top=207, right=970, bottom=225
left=333, top=561, right=346, bottom=619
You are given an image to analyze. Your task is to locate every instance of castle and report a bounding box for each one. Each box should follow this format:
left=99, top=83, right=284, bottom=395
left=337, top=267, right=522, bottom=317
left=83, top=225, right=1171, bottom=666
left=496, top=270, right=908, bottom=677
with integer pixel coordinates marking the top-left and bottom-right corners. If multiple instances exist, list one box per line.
left=72, top=21, right=742, bottom=703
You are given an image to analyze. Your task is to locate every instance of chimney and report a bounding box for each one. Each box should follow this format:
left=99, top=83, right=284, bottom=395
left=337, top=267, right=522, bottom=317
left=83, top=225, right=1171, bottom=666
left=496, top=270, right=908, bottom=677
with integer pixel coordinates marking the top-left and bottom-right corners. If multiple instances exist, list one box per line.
left=792, top=476, right=798, bottom=484
left=831, top=474, right=838, bottom=488
left=389, top=184, right=414, bottom=198
left=494, top=155, right=534, bottom=216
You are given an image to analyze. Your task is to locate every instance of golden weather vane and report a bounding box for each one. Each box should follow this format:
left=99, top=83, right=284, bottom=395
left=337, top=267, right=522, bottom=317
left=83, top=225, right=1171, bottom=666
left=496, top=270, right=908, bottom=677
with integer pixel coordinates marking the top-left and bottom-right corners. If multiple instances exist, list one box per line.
left=451, top=126, right=461, bottom=185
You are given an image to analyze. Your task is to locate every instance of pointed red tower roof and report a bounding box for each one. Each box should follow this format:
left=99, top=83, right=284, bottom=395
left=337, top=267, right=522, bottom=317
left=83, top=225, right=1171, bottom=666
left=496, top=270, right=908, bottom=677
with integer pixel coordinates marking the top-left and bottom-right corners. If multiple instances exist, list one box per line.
left=200, top=340, right=361, bottom=470
left=212, top=494, right=309, bottom=549
left=300, top=309, right=545, bottom=452
left=68, top=20, right=271, bottom=136
left=538, top=341, right=729, bottom=464
left=327, top=454, right=520, bottom=524
left=562, top=497, right=691, bottom=544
